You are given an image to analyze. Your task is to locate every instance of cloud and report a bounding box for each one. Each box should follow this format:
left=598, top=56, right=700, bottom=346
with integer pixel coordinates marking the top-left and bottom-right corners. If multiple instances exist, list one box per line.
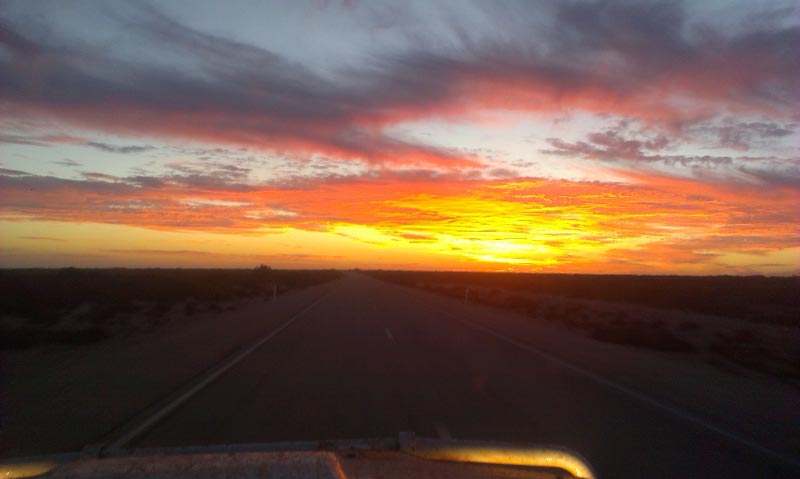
left=85, top=142, right=155, bottom=154
left=0, top=11, right=476, bottom=168
left=542, top=132, right=737, bottom=169
left=0, top=167, right=30, bottom=176
left=97, top=249, right=344, bottom=263
left=1, top=2, right=798, bottom=273
left=1, top=165, right=796, bottom=273
left=81, top=172, right=119, bottom=181
left=363, top=0, right=799, bottom=123
left=688, top=120, right=797, bottom=150
left=0, top=132, right=85, bottom=147
left=400, top=232, right=436, bottom=241
left=0, top=133, right=49, bottom=147
left=102, top=249, right=215, bottom=256
left=1, top=1, right=797, bottom=169
left=269, top=253, right=345, bottom=260
left=19, top=236, right=67, bottom=242
left=544, top=136, right=735, bottom=167
left=542, top=124, right=799, bottom=189
left=126, top=175, right=166, bottom=188
left=53, top=159, right=82, bottom=167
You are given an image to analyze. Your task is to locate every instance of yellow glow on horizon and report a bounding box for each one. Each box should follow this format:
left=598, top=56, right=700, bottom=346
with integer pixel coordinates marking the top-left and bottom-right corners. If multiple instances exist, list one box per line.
left=1, top=172, right=797, bottom=274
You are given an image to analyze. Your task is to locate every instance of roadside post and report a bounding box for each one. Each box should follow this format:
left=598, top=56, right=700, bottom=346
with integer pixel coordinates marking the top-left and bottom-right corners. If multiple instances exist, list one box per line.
left=465, top=288, right=469, bottom=304
left=266, top=282, right=278, bottom=302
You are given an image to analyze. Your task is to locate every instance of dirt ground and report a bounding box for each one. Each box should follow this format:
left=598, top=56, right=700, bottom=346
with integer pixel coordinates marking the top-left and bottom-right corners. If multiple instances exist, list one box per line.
left=0, top=280, right=338, bottom=457
left=412, top=282, right=800, bottom=386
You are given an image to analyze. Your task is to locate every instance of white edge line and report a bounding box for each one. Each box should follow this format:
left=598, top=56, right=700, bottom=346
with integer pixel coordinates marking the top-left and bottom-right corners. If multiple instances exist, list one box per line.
left=440, top=309, right=800, bottom=469
left=106, top=291, right=331, bottom=450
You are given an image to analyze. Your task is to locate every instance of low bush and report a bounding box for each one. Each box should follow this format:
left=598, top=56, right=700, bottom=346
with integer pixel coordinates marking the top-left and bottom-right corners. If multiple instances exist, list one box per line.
left=588, top=322, right=696, bottom=353
left=1, top=326, right=109, bottom=349
left=0, top=268, right=341, bottom=325
left=0, top=268, right=342, bottom=349
left=366, top=271, right=798, bottom=327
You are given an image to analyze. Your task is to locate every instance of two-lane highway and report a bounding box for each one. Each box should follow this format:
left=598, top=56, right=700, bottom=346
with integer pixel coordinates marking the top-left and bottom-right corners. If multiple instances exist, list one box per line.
left=132, top=273, right=799, bottom=478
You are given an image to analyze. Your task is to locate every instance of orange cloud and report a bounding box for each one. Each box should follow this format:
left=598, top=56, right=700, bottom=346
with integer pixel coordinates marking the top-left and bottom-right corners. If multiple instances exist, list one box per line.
left=2, top=168, right=797, bottom=273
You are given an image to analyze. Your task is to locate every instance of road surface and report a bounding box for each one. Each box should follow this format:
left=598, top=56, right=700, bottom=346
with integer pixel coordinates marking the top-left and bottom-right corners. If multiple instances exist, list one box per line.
left=118, top=273, right=799, bottom=479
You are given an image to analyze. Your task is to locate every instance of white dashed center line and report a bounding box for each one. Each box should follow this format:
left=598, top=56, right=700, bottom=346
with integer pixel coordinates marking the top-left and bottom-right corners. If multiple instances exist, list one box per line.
left=384, top=328, right=394, bottom=341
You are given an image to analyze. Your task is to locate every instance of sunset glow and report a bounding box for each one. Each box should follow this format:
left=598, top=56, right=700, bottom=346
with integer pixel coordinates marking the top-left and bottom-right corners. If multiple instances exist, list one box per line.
left=1, top=0, right=798, bottom=273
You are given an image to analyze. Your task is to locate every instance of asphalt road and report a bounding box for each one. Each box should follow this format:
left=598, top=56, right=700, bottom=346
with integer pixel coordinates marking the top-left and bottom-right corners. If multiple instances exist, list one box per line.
left=134, top=273, right=799, bottom=479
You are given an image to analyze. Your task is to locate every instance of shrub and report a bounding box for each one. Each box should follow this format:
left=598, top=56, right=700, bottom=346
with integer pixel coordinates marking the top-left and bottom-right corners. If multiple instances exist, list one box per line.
left=588, top=322, right=696, bottom=353
left=364, top=271, right=799, bottom=326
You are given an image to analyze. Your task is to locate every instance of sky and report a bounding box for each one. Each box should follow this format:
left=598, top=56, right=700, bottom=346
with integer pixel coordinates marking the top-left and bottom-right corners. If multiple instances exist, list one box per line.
left=1, top=0, right=798, bottom=274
